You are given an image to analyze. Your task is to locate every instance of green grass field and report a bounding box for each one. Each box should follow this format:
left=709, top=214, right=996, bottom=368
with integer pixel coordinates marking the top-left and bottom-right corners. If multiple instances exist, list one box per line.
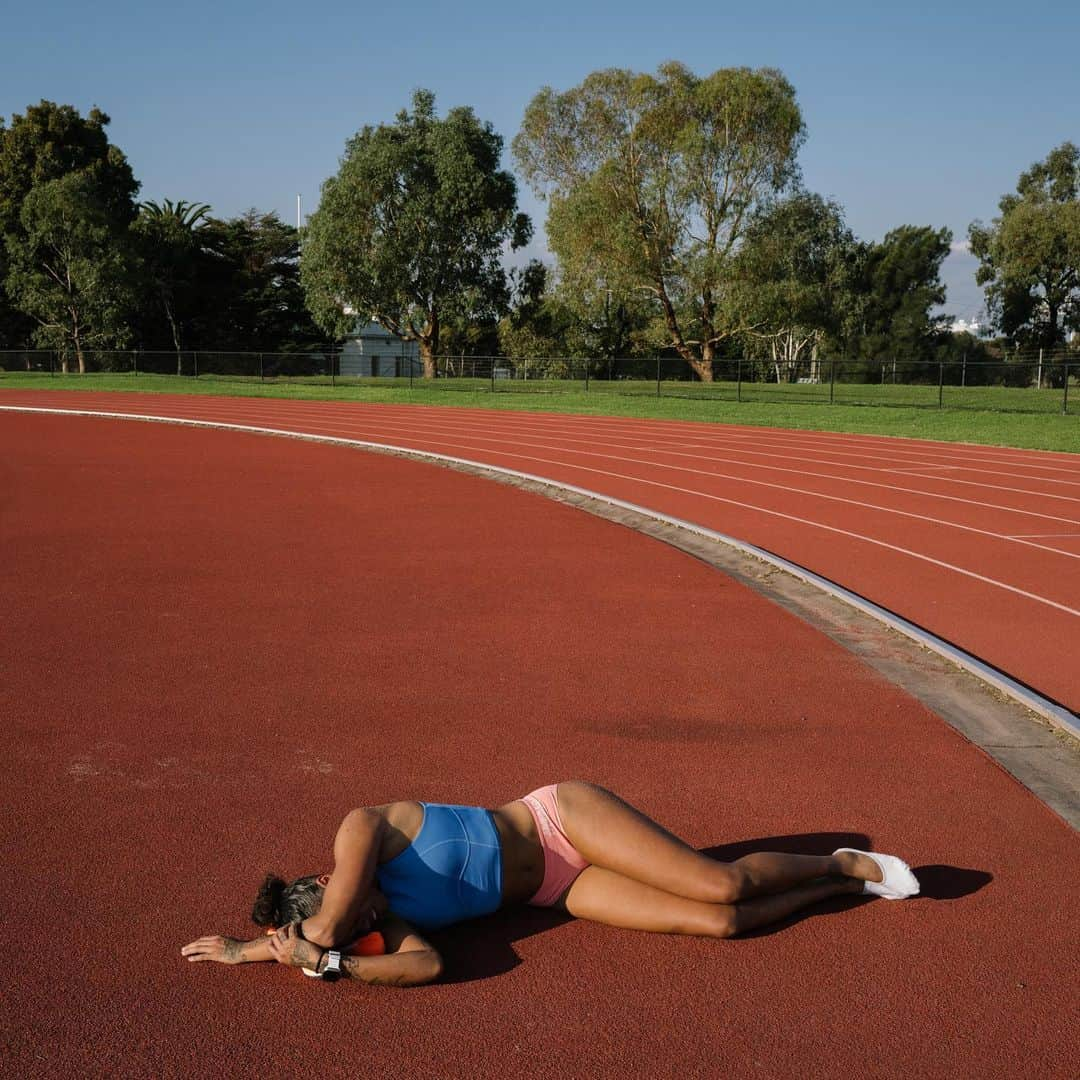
left=2, top=371, right=1077, bottom=453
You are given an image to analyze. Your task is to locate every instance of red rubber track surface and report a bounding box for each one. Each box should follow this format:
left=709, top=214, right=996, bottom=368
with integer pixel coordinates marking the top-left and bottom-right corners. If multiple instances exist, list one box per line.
left=2, top=413, right=1078, bottom=1079
left=3, top=390, right=1077, bottom=711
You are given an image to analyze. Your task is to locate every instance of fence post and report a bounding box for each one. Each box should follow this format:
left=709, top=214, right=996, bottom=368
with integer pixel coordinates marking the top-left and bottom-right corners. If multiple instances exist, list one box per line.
left=1064, top=362, right=1070, bottom=415
left=737, top=357, right=742, bottom=402
left=491, top=357, right=495, bottom=393
left=961, top=351, right=967, bottom=387
left=409, top=353, right=414, bottom=391
left=259, top=353, right=264, bottom=382
left=938, top=360, right=944, bottom=408
left=1037, top=347, right=1043, bottom=389
left=331, top=346, right=336, bottom=387
left=656, top=355, right=661, bottom=398
left=50, top=351, right=55, bottom=376
left=829, top=358, right=836, bottom=404
left=585, top=358, right=590, bottom=393
left=133, top=350, right=138, bottom=376
left=193, top=351, right=198, bottom=379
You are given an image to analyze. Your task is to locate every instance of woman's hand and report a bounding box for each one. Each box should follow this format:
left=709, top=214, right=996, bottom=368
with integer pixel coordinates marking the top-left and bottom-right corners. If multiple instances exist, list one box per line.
left=268, top=922, right=324, bottom=970
left=181, top=935, right=248, bottom=965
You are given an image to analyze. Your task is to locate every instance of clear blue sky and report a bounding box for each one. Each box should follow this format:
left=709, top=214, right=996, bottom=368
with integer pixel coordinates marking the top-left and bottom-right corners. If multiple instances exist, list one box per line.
left=4, top=0, right=1078, bottom=321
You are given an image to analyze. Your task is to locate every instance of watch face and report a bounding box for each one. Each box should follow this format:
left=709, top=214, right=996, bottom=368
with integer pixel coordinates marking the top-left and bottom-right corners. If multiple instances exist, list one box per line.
left=322, top=952, right=343, bottom=982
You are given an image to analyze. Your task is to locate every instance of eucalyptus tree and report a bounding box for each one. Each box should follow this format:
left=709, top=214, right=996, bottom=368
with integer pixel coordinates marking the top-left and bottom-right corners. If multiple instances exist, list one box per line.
left=513, top=63, right=804, bottom=381
left=732, top=193, right=854, bottom=381
left=301, top=90, right=531, bottom=377
left=6, top=172, right=136, bottom=369
left=0, top=102, right=138, bottom=369
left=969, top=142, right=1080, bottom=348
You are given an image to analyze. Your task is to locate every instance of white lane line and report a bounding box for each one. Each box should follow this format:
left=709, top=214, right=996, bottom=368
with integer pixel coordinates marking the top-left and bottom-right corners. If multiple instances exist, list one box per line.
left=36, top=396, right=1080, bottom=551
left=158, top=406, right=1080, bottom=561
left=221, top=401, right=1080, bottom=503
left=889, top=466, right=962, bottom=474
left=8, top=404, right=1077, bottom=622
left=18, top=391, right=1080, bottom=491
left=681, top=434, right=1080, bottom=483
left=1008, top=532, right=1080, bottom=539
left=366, top=405, right=1080, bottom=477
left=87, top=394, right=1080, bottom=523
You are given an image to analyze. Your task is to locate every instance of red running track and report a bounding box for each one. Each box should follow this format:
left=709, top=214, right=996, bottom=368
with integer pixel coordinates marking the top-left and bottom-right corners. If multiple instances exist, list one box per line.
left=3, top=413, right=1078, bottom=1079
left=3, top=390, right=1078, bottom=712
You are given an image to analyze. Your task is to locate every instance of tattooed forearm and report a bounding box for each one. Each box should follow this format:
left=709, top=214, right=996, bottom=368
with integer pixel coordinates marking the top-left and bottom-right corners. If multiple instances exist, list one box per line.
left=294, top=941, right=322, bottom=970
left=342, top=956, right=412, bottom=986
left=223, top=939, right=243, bottom=963
left=340, top=951, right=442, bottom=987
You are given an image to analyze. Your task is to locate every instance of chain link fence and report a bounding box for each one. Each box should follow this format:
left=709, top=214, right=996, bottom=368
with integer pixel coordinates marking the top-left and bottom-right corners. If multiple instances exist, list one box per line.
left=1, top=348, right=1076, bottom=415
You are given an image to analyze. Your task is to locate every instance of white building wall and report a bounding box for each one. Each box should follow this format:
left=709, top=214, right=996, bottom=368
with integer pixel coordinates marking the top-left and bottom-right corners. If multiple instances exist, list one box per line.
left=339, top=321, right=420, bottom=376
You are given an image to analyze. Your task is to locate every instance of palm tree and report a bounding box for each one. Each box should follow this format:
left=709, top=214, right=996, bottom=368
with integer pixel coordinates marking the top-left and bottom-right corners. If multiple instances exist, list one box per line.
left=135, top=200, right=212, bottom=372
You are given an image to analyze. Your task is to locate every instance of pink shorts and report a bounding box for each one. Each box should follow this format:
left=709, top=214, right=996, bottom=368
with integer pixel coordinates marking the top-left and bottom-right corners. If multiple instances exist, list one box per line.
left=521, top=784, right=590, bottom=907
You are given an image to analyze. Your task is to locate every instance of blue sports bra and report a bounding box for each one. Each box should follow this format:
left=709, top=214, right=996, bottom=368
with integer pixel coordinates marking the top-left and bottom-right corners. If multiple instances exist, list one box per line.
left=374, top=803, right=503, bottom=930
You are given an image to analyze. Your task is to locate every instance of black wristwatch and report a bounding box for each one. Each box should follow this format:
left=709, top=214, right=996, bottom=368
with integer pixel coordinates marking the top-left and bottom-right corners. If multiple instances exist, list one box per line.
left=319, top=949, right=343, bottom=982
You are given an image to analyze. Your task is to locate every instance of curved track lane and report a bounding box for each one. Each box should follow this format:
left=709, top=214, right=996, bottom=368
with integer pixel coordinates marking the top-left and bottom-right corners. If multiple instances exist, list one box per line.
left=3, top=390, right=1077, bottom=711
left=3, top=413, right=1078, bottom=1079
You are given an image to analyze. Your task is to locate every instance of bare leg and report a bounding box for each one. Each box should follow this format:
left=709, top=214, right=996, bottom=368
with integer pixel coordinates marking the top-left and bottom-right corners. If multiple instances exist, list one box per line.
left=556, top=781, right=882, bottom=904
left=562, top=865, right=864, bottom=937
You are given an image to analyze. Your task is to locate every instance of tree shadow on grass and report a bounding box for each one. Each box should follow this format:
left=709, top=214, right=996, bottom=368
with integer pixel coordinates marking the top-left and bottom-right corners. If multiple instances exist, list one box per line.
left=432, top=832, right=998, bottom=982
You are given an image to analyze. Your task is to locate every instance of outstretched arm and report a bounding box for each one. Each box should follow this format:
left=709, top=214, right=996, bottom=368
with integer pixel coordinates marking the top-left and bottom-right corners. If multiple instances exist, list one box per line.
left=181, top=934, right=275, bottom=965
left=302, top=808, right=386, bottom=948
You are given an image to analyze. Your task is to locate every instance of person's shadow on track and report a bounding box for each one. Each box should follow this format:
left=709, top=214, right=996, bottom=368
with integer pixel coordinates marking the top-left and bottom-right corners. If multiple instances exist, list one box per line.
left=431, top=833, right=991, bottom=982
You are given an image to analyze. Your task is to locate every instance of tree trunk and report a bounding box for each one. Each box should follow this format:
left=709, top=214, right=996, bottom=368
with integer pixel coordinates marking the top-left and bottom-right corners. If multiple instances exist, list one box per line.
left=419, top=339, right=437, bottom=379
left=73, top=321, right=86, bottom=374
left=165, top=297, right=183, bottom=376
left=655, top=282, right=712, bottom=380
left=417, top=308, right=440, bottom=379
left=687, top=358, right=714, bottom=382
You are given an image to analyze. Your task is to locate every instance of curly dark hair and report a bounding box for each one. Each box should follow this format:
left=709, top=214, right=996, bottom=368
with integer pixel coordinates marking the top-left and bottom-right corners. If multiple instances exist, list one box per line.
left=251, top=873, right=324, bottom=928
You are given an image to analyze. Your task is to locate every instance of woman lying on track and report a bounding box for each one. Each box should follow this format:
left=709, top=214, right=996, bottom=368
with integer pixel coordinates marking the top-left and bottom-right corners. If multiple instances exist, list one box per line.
left=181, top=781, right=919, bottom=987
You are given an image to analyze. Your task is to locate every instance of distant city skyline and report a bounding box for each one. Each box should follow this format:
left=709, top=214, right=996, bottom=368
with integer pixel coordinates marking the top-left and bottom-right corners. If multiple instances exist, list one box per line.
left=5, top=0, right=1077, bottom=325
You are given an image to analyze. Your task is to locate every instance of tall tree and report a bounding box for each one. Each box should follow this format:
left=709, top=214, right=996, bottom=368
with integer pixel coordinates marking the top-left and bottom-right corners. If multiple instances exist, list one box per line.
left=969, top=142, right=1080, bottom=347
left=842, top=225, right=952, bottom=362
left=514, top=63, right=804, bottom=381
left=301, top=90, right=531, bottom=377
left=180, top=210, right=325, bottom=353
left=5, top=172, right=136, bottom=370
left=733, top=193, right=854, bottom=380
left=0, top=102, right=138, bottom=368
left=132, top=199, right=210, bottom=370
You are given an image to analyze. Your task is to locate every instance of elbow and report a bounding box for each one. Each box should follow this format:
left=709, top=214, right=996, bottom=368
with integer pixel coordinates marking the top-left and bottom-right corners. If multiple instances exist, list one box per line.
left=418, top=950, right=444, bottom=985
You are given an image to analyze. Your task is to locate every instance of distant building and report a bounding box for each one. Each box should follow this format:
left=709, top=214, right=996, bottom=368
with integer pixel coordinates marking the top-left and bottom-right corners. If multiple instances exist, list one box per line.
left=949, top=317, right=985, bottom=336
left=339, top=320, right=419, bottom=377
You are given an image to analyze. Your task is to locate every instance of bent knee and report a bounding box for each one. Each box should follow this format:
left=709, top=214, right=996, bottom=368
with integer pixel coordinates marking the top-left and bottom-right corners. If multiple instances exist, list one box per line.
left=711, top=865, right=750, bottom=905
left=707, top=906, right=738, bottom=939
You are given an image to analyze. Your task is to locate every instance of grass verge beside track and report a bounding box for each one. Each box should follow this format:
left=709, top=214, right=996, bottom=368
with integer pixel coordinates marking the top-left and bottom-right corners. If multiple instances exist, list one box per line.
left=2, top=371, right=1077, bottom=453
